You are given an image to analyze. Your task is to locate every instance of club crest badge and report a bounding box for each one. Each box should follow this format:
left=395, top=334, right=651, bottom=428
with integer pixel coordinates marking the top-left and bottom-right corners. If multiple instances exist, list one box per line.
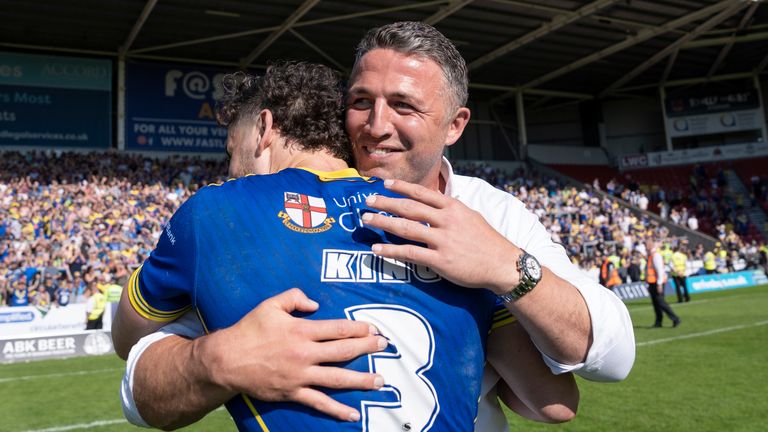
left=278, top=192, right=335, bottom=234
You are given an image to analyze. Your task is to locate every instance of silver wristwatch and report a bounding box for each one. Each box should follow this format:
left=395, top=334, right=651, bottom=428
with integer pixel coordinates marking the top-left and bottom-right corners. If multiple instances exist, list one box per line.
left=498, top=251, right=542, bottom=303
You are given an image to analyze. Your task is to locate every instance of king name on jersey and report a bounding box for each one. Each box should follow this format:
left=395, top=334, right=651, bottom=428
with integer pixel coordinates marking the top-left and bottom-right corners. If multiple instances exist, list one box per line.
left=321, top=249, right=442, bottom=284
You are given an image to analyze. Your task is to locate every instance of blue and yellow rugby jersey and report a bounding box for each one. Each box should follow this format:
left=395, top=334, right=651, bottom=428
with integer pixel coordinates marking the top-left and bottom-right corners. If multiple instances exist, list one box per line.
left=129, top=167, right=513, bottom=432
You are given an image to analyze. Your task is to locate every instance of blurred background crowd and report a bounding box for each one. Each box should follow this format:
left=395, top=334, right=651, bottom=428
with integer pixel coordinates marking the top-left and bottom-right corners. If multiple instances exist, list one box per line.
left=1, top=151, right=766, bottom=309
left=0, top=151, right=226, bottom=309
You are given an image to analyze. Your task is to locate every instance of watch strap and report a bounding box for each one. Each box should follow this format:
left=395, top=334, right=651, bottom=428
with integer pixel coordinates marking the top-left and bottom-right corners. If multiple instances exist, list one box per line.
left=498, top=252, right=539, bottom=303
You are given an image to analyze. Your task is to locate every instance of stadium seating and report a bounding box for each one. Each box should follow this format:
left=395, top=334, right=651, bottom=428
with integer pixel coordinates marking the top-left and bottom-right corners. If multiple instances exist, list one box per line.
left=1, top=153, right=765, bottom=308
left=547, top=159, right=767, bottom=243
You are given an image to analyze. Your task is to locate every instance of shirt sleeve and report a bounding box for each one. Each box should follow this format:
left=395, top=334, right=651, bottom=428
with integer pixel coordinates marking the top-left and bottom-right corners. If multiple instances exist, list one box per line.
left=455, top=176, right=635, bottom=382
left=653, top=253, right=665, bottom=278
left=126, top=197, right=198, bottom=322
left=120, top=311, right=206, bottom=427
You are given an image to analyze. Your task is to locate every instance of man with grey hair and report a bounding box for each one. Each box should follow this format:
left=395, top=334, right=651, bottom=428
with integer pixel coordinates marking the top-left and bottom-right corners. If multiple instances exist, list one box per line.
left=121, top=21, right=634, bottom=431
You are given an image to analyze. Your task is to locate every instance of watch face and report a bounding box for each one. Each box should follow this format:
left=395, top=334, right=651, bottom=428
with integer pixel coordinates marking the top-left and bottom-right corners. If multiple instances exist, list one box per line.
left=524, top=255, right=542, bottom=281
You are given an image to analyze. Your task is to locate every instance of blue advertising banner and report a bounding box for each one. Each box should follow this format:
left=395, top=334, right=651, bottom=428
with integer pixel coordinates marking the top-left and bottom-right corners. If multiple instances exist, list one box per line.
left=686, top=270, right=768, bottom=294
left=610, top=281, right=676, bottom=302
left=125, top=61, right=227, bottom=153
left=0, top=52, right=111, bottom=148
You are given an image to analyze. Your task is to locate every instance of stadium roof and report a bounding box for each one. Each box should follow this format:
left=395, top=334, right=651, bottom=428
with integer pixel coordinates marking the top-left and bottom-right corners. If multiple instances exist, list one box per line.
left=2, top=0, right=767, bottom=103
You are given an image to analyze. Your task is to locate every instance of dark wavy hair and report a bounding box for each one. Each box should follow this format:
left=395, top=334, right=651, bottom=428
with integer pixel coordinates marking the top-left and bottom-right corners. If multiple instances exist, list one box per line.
left=215, top=61, right=352, bottom=162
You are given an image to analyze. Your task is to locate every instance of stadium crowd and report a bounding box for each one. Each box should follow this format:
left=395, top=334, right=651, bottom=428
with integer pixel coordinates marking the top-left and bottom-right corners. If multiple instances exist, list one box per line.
left=453, top=162, right=768, bottom=286
left=0, top=150, right=227, bottom=308
left=1, top=152, right=766, bottom=308
left=597, top=163, right=763, bottom=242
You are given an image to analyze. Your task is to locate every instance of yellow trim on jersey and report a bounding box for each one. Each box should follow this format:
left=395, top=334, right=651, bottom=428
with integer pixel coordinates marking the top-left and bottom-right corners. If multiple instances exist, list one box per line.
left=241, top=394, right=271, bottom=432
left=195, top=309, right=210, bottom=334
left=206, top=168, right=370, bottom=187
left=196, top=311, right=270, bottom=431
left=491, top=308, right=518, bottom=331
left=127, top=266, right=190, bottom=322
left=205, top=176, right=243, bottom=188
left=298, top=167, right=373, bottom=182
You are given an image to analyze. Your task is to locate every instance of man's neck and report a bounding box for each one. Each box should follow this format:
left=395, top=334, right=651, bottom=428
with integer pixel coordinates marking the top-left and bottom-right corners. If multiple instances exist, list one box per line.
left=276, top=150, right=350, bottom=173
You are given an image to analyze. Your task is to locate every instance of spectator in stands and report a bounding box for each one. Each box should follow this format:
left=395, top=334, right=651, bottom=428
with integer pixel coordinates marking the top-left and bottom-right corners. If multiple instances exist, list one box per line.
left=638, top=193, right=649, bottom=211
left=600, top=251, right=622, bottom=290
left=0, top=150, right=228, bottom=310
left=54, top=279, right=73, bottom=307
left=85, top=282, right=107, bottom=330
left=687, top=213, right=699, bottom=231
left=9, top=278, right=29, bottom=307
left=693, top=243, right=704, bottom=260
left=627, top=251, right=643, bottom=283
left=670, top=245, right=690, bottom=303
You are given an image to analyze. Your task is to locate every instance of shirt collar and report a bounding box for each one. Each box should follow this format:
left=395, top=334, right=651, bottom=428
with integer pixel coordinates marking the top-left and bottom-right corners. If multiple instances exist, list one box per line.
left=297, top=167, right=369, bottom=181
left=440, top=156, right=457, bottom=198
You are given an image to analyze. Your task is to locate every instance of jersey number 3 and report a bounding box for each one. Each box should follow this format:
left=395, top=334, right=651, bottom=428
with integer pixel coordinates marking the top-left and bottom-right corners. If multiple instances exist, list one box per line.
left=345, top=304, right=439, bottom=432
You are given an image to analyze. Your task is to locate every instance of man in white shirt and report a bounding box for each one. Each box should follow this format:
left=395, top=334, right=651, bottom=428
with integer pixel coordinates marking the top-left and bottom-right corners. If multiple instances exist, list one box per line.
left=645, top=239, right=681, bottom=328
left=687, top=215, right=699, bottom=231
left=119, top=21, right=635, bottom=431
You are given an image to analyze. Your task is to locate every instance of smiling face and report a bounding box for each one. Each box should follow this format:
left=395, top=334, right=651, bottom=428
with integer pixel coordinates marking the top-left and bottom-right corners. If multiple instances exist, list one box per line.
left=346, top=49, right=469, bottom=191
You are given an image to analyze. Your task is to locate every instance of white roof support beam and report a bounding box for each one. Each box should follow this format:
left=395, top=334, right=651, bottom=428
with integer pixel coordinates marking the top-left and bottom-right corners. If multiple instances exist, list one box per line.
left=424, top=0, right=474, bottom=25
left=129, top=1, right=445, bottom=55
left=289, top=29, right=348, bottom=74
left=757, top=51, right=768, bottom=75
left=241, top=0, right=321, bottom=67
left=489, top=0, right=740, bottom=103
left=470, top=82, right=593, bottom=99
left=489, top=105, right=519, bottom=160
left=119, top=0, right=158, bottom=56
left=682, top=30, right=768, bottom=49
left=487, top=0, right=684, bottom=35
left=618, top=71, right=754, bottom=92
left=468, top=0, right=620, bottom=71
left=661, top=48, right=679, bottom=84
left=707, top=1, right=762, bottom=77
left=600, top=1, right=747, bottom=97
left=0, top=42, right=113, bottom=57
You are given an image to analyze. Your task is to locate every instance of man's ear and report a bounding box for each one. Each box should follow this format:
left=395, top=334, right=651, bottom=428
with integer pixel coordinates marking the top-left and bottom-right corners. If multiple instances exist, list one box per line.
left=256, top=109, right=275, bottom=150
left=445, top=106, right=470, bottom=147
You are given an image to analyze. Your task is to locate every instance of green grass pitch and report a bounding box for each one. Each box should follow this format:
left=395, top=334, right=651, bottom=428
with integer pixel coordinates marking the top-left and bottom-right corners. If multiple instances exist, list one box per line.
left=2, top=285, right=767, bottom=431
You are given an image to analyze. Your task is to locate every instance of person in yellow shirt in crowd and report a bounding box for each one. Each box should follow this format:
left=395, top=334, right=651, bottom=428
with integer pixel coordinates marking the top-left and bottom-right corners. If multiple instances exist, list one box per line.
left=715, top=242, right=728, bottom=273
left=671, top=245, right=690, bottom=303
left=759, top=243, right=768, bottom=274
left=85, top=282, right=107, bottom=330
left=703, top=245, right=717, bottom=274
left=661, top=242, right=673, bottom=265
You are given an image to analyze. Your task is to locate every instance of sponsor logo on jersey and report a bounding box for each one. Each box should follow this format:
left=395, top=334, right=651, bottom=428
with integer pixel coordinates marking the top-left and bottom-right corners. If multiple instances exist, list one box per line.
left=278, top=192, right=335, bottom=234
left=321, top=249, right=442, bottom=283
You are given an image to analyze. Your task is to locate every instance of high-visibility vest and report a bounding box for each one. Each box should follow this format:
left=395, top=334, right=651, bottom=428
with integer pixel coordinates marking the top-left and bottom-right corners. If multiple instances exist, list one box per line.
left=646, top=253, right=665, bottom=284
left=88, top=292, right=106, bottom=321
left=671, top=252, right=687, bottom=276
left=105, top=283, right=123, bottom=303
left=600, top=258, right=622, bottom=287
left=661, top=247, right=673, bottom=264
left=703, top=252, right=716, bottom=270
